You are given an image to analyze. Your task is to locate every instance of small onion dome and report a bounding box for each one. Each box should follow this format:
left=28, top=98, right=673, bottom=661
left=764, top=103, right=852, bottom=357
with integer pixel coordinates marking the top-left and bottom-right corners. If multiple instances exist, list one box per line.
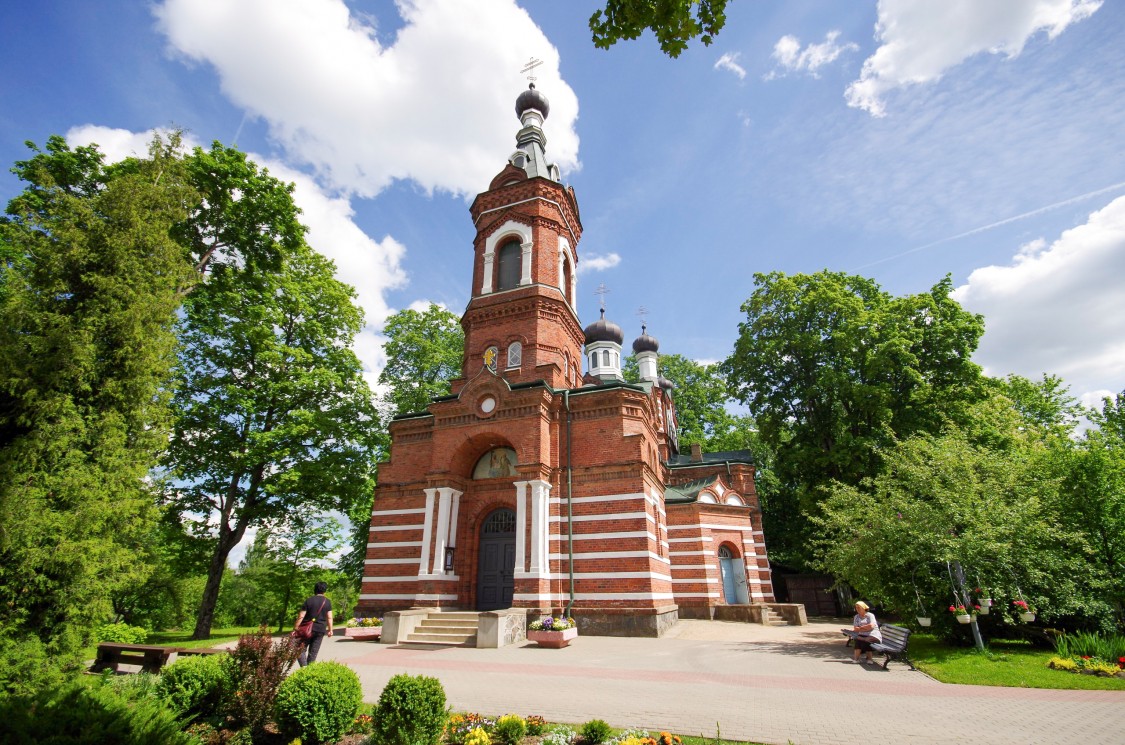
left=632, top=323, right=659, bottom=354
left=584, top=308, right=624, bottom=345
left=516, top=82, right=550, bottom=119
left=658, top=376, right=674, bottom=391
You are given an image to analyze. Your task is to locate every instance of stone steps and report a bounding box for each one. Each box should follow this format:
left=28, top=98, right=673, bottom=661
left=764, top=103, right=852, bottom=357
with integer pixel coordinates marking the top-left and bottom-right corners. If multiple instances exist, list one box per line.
left=402, top=612, right=480, bottom=647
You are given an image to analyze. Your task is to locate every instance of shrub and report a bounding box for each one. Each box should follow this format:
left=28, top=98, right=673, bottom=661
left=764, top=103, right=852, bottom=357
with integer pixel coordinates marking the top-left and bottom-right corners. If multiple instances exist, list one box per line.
left=0, top=681, right=192, bottom=744
left=1053, top=631, right=1125, bottom=661
left=493, top=714, right=527, bottom=744
left=95, top=622, right=149, bottom=644
left=158, top=653, right=229, bottom=716
left=275, top=661, right=363, bottom=744
left=526, top=714, right=547, bottom=736
left=465, top=727, right=492, bottom=745
left=225, top=627, right=301, bottom=737
left=105, top=671, right=162, bottom=703
left=372, top=673, right=448, bottom=745
left=0, top=634, right=71, bottom=700
left=580, top=718, right=613, bottom=744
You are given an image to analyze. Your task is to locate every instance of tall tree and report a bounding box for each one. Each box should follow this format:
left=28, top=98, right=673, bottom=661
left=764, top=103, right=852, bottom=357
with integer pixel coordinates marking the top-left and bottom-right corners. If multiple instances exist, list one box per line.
left=164, top=241, right=380, bottom=639
left=377, top=303, right=464, bottom=417
left=590, top=0, right=731, bottom=57
left=0, top=134, right=197, bottom=679
left=721, top=271, right=985, bottom=567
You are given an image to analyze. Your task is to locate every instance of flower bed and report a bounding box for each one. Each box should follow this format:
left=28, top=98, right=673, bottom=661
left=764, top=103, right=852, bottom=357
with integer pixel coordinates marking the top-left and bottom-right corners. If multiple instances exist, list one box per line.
left=1048, top=655, right=1125, bottom=678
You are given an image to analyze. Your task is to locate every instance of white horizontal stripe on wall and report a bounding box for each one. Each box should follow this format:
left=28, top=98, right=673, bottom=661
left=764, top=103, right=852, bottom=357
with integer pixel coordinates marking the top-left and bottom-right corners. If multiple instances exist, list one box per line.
left=566, top=592, right=675, bottom=600
left=564, top=531, right=654, bottom=541
left=697, top=523, right=752, bottom=531
left=372, top=508, right=427, bottom=516
left=670, top=564, right=715, bottom=571
left=370, top=523, right=424, bottom=532
left=549, top=511, right=650, bottom=523
left=671, top=578, right=719, bottom=584
left=364, top=558, right=419, bottom=565
left=552, top=492, right=647, bottom=504
left=366, top=541, right=422, bottom=548
left=550, top=551, right=669, bottom=563
left=669, top=550, right=713, bottom=557
left=569, top=571, right=672, bottom=582
left=673, top=592, right=721, bottom=598
left=359, top=594, right=458, bottom=601
left=668, top=536, right=711, bottom=543
left=365, top=576, right=428, bottom=583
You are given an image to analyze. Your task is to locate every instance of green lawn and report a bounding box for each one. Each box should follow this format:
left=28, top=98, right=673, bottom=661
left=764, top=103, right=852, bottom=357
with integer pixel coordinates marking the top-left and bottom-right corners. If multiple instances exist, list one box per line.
left=145, top=626, right=273, bottom=648
left=909, top=634, right=1125, bottom=690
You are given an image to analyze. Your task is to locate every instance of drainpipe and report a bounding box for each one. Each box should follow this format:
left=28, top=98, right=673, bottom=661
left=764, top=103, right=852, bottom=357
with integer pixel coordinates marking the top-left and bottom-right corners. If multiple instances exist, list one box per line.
left=563, top=389, right=575, bottom=618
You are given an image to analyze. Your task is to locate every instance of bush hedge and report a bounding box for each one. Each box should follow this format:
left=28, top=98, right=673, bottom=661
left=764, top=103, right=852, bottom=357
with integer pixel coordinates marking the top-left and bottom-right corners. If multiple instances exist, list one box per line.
left=274, top=661, right=363, bottom=744
left=372, top=673, right=449, bottom=745
left=94, top=623, right=148, bottom=645
left=157, top=653, right=229, bottom=716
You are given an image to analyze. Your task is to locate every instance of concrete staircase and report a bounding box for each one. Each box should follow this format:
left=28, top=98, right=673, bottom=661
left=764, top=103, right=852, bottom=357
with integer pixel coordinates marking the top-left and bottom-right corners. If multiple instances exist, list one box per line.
left=760, top=606, right=790, bottom=627
left=402, top=611, right=480, bottom=647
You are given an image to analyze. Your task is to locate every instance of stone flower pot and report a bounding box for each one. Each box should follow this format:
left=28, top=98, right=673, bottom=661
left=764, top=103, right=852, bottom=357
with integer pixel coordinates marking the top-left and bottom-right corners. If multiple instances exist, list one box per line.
left=1020, top=612, right=1036, bottom=623
left=916, top=616, right=932, bottom=627
left=956, top=614, right=971, bottom=624
left=527, top=627, right=578, bottom=649
left=344, top=626, right=382, bottom=640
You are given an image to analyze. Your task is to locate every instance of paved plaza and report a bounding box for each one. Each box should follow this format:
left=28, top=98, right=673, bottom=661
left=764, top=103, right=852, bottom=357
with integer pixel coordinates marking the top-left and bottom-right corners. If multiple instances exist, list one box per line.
left=310, top=618, right=1123, bottom=745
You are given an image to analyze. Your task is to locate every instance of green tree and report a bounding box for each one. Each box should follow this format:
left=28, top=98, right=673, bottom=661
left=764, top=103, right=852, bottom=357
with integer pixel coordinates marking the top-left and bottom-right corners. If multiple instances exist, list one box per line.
left=590, top=0, right=731, bottom=58
left=721, top=271, right=985, bottom=567
left=0, top=134, right=197, bottom=675
left=813, top=394, right=1100, bottom=632
left=164, top=241, right=380, bottom=639
left=377, top=303, right=464, bottom=417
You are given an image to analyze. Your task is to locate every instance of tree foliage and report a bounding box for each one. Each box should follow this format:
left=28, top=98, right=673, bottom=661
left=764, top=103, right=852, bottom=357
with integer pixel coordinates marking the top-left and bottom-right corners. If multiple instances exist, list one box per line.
left=0, top=134, right=197, bottom=674
left=377, top=303, right=464, bottom=417
left=164, top=241, right=380, bottom=639
left=590, top=0, right=730, bottom=58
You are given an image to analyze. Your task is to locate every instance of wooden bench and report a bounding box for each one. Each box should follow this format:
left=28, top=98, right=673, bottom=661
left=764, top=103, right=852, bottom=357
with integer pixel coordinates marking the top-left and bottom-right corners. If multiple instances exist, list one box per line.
left=840, top=624, right=915, bottom=669
left=90, top=643, right=178, bottom=674
left=177, top=647, right=228, bottom=657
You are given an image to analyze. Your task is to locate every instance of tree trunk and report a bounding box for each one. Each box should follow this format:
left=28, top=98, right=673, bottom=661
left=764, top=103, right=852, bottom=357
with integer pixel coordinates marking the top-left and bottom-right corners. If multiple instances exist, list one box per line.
left=192, top=524, right=246, bottom=640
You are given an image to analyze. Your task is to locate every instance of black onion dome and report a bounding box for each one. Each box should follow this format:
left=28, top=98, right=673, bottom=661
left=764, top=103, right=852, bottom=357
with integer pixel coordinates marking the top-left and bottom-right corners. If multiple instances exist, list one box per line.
left=632, top=323, right=659, bottom=354
left=584, top=308, right=624, bottom=345
left=658, top=375, right=674, bottom=390
left=516, top=83, right=550, bottom=119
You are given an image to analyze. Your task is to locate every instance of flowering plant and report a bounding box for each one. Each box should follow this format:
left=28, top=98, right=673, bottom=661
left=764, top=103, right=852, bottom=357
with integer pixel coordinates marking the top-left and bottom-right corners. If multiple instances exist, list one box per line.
left=948, top=604, right=967, bottom=614
left=1012, top=599, right=1035, bottom=613
left=529, top=616, right=576, bottom=632
left=345, top=616, right=383, bottom=628
left=447, top=713, right=497, bottom=744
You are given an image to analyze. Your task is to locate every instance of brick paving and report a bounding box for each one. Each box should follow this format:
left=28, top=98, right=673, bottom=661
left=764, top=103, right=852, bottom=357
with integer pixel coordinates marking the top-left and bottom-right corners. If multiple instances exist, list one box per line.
left=313, top=619, right=1124, bottom=745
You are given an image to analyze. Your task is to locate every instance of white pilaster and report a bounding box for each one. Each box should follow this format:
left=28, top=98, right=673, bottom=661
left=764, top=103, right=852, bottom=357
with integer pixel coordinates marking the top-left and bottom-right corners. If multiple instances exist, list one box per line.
left=432, top=488, right=452, bottom=574
left=520, top=241, right=533, bottom=285
left=418, top=489, right=436, bottom=576
left=514, top=480, right=528, bottom=573
left=481, top=253, right=494, bottom=294
left=448, top=490, right=461, bottom=549
left=528, top=479, right=551, bottom=575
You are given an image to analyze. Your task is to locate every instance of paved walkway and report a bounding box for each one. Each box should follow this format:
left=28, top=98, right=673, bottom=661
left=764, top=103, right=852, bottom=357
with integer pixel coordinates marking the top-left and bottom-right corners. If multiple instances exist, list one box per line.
left=311, top=619, right=1123, bottom=745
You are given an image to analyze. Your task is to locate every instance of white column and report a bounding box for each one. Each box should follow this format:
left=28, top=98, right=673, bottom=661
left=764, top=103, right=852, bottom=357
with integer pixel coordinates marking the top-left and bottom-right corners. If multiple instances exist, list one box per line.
left=514, top=481, right=528, bottom=574
left=482, top=252, right=494, bottom=294
left=419, top=489, right=436, bottom=576
left=519, top=241, right=533, bottom=285
left=528, top=479, right=551, bottom=574
left=431, top=488, right=452, bottom=575
left=448, top=490, right=461, bottom=550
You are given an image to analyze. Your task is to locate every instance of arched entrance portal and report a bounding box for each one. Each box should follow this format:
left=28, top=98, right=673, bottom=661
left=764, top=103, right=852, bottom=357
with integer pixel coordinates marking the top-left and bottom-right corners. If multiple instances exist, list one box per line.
left=477, top=508, right=516, bottom=610
left=719, top=545, right=750, bottom=604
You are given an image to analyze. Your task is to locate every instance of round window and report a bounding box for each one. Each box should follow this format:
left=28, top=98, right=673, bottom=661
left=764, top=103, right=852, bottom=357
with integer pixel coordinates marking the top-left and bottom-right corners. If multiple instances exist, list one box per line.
left=480, top=396, right=496, bottom=414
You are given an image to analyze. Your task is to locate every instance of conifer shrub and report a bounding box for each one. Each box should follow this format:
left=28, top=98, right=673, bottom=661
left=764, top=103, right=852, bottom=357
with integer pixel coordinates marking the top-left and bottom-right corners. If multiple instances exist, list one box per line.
left=275, top=661, right=363, bottom=744
left=493, top=714, right=528, bottom=744
left=580, top=718, right=613, bottom=744
left=157, top=653, right=229, bottom=716
left=372, top=673, right=449, bottom=745
left=0, top=681, right=192, bottom=744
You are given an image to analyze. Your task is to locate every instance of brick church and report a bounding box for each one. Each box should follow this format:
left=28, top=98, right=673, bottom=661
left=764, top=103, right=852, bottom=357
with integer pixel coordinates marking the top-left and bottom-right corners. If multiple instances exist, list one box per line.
left=358, top=84, right=776, bottom=637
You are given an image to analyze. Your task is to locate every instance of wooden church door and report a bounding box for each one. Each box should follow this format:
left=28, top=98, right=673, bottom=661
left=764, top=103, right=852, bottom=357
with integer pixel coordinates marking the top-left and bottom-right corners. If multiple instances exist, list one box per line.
left=477, top=508, right=516, bottom=610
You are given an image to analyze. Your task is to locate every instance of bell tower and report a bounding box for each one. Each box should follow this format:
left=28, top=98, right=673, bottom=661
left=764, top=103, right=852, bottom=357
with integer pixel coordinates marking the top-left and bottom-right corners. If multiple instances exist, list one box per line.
left=454, top=84, right=584, bottom=392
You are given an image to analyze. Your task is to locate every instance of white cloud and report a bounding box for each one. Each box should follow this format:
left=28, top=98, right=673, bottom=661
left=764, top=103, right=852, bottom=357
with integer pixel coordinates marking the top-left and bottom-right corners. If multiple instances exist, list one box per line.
left=714, top=52, right=747, bottom=80
left=153, top=0, right=580, bottom=198
left=847, top=0, right=1101, bottom=116
left=766, top=31, right=858, bottom=79
left=951, top=195, right=1125, bottom=402
left=578, top=252, right=622, bottom=274
left=65, top=125, right=408, bottom=390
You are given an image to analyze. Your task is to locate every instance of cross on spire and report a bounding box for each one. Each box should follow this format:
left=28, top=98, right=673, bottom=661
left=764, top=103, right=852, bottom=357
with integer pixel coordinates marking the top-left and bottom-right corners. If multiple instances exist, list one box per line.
left=594, top=283, right=610, bottom=313
left=636, top=306, right=650, bottom=333
left=520, top=57, right=543, bottom=83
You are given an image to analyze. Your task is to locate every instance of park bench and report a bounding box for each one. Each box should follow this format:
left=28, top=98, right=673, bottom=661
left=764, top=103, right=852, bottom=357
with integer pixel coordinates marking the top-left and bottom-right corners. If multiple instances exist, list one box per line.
left=841, top=624, right=914, bottom=670
left=90, top=643, right=178, bottom=674
left=177, top=647, right=228, bottom=657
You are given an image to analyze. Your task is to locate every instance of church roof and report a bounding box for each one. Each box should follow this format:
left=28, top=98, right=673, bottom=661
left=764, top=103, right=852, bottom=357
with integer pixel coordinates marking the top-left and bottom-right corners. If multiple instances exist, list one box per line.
left=666, top=449, right=756, bottom=467
left=584, top=308, right=624, bottom=345
left=632, top=323, right=659, bottom=354
left=663, top=476, right=720, bottom=504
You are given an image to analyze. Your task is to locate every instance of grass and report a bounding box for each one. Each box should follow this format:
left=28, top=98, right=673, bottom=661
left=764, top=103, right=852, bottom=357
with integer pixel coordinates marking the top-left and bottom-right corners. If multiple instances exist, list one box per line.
left=909, top=634, right=1125, bottom=690
left=81, top=626, right=264, bottom=661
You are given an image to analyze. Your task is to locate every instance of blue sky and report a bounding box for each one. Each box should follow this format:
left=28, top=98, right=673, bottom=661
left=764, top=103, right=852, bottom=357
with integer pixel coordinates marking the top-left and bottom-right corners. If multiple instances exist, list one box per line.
left=3, top=0, right=1123, bottom=409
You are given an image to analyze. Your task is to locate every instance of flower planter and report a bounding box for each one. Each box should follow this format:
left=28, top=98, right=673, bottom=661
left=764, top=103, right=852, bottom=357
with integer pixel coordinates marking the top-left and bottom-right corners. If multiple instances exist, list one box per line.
left=956, top=614, right=971, bottom=624
left=979, top=597, right=992, bottom=607
left=344, top=626, right=382, bottom=640
left=976, top=604, right=989, bottom=615
left=916, top=617, right=931, bottom=627
left=1020, top=612, right=1036, bottom=623
left=527, top=627, right=578, bottom=649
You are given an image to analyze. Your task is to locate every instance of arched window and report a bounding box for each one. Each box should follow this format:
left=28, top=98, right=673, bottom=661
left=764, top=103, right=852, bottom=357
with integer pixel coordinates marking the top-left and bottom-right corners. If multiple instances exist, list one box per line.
left=562, top=257, right=573, bottom=305
left=497, top=239, right=521, bottom=291
left=601, top=350, right=610, bottom=367
left=507, top=341, right=522, bottom=368
left=589, top=353, right=596, bottom=369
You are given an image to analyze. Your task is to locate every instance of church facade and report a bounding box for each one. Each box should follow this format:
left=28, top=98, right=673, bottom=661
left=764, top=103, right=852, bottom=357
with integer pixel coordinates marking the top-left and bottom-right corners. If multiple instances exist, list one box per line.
left=357, top=85, right=775, bottom=636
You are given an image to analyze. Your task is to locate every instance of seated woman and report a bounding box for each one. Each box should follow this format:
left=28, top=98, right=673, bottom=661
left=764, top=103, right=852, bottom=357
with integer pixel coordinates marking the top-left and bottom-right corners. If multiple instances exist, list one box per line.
left=851, top=601, right=882, bottom=663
